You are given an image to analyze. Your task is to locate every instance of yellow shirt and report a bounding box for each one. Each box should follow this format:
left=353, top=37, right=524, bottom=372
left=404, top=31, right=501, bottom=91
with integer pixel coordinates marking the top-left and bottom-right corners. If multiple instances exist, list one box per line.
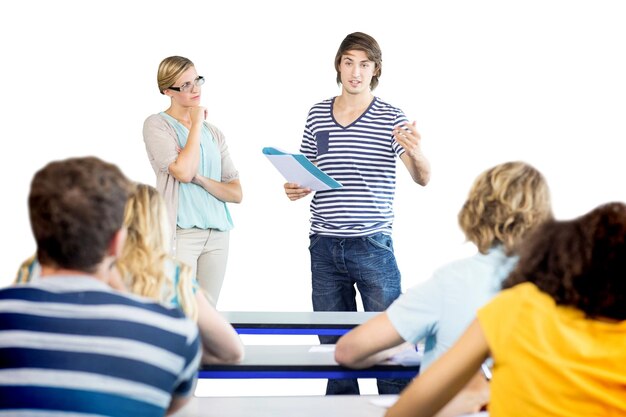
left=477, top=282, right=626, bottom=417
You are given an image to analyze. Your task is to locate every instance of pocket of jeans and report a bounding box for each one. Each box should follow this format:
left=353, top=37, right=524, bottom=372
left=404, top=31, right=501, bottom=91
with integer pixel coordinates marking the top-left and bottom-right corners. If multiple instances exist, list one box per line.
left=316, top=131, right=330, bottom=156
left=308, top=234, right=322, bottom=250
left=365, top=233, right=394, bottom=253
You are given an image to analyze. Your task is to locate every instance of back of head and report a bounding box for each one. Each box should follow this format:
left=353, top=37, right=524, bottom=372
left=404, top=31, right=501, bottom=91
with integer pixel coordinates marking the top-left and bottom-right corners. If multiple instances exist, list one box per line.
left=29, top=156, right=132, bottom=273
left=157, top=55, right=194, bottom=94
left=504, top=202, right=626, bottom=320
left=459, top=161, right=553, bottom=254
left=334, top=32, right=382, bottom=90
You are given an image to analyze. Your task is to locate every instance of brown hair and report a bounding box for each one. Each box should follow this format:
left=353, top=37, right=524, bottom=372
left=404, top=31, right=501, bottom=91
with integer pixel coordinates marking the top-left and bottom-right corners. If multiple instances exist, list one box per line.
left=503, top=202, right=626, bottom=320
left=334, top=32, right=382, bottom=90
left=157, top=56, right=194, bottom=94
left=459, top=161, right=552, bottom=254
left=28, top=157, right=132, bottom=272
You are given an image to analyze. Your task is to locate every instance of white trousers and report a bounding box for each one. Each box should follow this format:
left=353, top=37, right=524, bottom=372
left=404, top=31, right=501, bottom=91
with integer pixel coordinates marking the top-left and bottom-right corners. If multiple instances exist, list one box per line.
left=175, top=228, right=230, bottom=306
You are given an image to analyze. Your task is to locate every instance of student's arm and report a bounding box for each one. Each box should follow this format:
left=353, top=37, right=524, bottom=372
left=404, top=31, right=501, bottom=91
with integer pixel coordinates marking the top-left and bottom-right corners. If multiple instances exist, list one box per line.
left=284, top=182, right=312, bottom=201
left=335, top=312, right=407, bottom=368
left=191, top=176, right=242, bottom=203
left=433, top=370, right=489, bottom=417
left=195, top=291, right=244, bottom=364
left=385, top=319, right=490, bottom=417
left=338, top=272, right=443, bottom=368
left=395, top=121, right=431, bottom=186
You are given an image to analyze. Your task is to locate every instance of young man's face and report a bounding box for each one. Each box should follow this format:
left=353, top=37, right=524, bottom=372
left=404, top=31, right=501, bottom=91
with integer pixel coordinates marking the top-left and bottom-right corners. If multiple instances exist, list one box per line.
left=338, top=50, right=376, bottom=95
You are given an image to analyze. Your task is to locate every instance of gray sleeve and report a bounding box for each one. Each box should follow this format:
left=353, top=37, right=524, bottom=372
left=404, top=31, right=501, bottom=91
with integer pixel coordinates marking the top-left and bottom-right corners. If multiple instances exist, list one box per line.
left=143, top=114, right=179, bottom=173
left=207, top=123, right=240, bottom=183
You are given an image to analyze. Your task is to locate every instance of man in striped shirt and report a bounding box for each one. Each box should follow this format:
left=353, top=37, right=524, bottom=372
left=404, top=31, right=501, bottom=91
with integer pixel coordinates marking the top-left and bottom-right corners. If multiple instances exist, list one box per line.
left=284, top=32, right=431, bottom=395
left=0, top=157, right=200, bottom=416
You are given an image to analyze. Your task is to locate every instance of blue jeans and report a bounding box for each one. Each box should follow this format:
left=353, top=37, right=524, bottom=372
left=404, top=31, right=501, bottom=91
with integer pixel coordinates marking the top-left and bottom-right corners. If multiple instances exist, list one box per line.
left=309, top=233, right=410, bottom=395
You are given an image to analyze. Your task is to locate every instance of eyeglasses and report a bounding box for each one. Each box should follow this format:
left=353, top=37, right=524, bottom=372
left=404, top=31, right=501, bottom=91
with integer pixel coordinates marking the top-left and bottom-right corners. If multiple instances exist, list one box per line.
left=168, top=76, right=205, bottom=93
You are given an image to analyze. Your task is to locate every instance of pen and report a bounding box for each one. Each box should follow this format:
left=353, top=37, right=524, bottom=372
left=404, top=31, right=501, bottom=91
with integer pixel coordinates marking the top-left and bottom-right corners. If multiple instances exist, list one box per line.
left=481, top=363, right=492, bottom=381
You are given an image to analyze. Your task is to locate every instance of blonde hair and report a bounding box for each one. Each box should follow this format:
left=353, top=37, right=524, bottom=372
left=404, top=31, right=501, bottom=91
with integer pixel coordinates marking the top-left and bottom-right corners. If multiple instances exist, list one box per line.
left=458, top=161, right=552, bottom=255
left=157, top=56, right=194, bottom=94
left=14, top=254, right=37, bottom=284
left=116, top=184, right=198, bottom=321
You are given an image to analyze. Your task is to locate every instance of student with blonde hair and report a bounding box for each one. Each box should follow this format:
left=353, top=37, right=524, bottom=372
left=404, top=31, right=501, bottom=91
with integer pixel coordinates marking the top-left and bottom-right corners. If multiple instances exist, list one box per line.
left=386, top=202, right=626, bottom=417
left=16, top=183, right=243, bottom=365
left=335, top=161, right=552, bottom=413
left=117, top=183, right=243, bottom=364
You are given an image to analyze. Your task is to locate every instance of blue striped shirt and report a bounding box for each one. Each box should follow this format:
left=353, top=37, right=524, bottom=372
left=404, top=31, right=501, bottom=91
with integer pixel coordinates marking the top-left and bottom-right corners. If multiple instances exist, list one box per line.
left=300, top=97, right=408, bottom=237
left=0, top=276, right=200, bottom=417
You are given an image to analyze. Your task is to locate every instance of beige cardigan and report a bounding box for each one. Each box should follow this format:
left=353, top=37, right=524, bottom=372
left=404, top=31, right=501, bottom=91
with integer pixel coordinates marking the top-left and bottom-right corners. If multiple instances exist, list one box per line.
left=143, top=113, right=239, bottom=254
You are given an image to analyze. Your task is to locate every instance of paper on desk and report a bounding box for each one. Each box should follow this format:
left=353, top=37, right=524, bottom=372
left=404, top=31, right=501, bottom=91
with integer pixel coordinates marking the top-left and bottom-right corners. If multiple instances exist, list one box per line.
left=370, top=395, right=399, bottom=408
left=262, top=147, right=342, bottom=191
left=385, top=347, right=423, bottom=366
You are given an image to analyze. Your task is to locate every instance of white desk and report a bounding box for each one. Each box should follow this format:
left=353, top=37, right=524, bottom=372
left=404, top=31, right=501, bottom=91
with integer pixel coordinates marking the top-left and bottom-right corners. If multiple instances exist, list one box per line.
left=222, top=311, right=378, bottom=335
left=174, top=394, right=395, bottom=417
left=198, top=344, right=420, bottom=379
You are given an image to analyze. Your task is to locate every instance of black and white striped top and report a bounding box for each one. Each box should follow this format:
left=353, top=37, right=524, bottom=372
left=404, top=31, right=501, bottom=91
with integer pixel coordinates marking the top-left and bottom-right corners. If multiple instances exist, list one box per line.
left=300, top=97, right=408, bottom=237
left=0, top=276, right=200, bottom=417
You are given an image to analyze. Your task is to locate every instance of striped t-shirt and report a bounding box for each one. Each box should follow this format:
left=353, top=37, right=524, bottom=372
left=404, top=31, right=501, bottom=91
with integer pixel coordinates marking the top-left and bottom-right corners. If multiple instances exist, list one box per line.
left=0, top=276, right=200, bottom=417
left=300, top=96, right=408, bottom=237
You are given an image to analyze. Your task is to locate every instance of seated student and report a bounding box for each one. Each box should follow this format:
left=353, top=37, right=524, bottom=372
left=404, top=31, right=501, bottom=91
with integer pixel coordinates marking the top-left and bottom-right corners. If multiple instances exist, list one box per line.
left=335, top=161, right=552, bottom=412
left=14, top=183, right=244, bottom=365
left=386, top=202, right=626, bottom=417
left=117, top=183, right=244, bottom=364
left=0, top=157, right=200, bottom=416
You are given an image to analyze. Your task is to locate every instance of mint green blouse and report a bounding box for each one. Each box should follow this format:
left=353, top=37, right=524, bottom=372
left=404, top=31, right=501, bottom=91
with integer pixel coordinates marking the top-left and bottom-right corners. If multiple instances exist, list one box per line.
left=161, top=112, right=233, bottom=231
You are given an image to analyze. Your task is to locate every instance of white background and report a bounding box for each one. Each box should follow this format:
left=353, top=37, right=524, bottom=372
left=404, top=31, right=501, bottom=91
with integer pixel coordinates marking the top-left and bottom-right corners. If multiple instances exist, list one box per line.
left=1, top=0, right=625, bottom=397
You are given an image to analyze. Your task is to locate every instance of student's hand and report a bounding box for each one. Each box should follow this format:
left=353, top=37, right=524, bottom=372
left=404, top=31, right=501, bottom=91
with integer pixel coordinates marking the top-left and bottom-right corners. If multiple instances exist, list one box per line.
left=284, top=182, right=312, bottom=201
left=190, top=106, right=207, bottom=125
left=433, top=371, right=490, bottom=417
left=394, top=121, right=423, bottom=159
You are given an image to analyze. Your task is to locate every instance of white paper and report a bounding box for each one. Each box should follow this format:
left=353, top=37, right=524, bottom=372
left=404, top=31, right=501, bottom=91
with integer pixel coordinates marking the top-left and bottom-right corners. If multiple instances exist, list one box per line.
left=370, top=395, right=399, bottom=408
left=386, top=347, right=423, bottom=366
left=263, top=149, right=342, bottom=191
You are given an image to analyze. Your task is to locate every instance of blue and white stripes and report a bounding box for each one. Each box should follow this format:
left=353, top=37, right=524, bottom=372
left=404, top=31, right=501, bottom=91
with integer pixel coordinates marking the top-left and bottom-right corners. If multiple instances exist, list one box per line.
left=0, top=277, right=200, bottom=417
left=300, top=97, right=408, bottom=237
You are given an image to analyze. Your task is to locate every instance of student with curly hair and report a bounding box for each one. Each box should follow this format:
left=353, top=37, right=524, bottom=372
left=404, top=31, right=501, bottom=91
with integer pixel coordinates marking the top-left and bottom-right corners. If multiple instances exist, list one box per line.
left=386, top=202, right=626, bottom=417
left=336, top=161, right=552, bottom=412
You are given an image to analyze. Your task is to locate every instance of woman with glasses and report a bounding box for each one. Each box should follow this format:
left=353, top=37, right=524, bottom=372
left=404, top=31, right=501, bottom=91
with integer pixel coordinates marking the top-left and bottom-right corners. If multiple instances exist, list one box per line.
left=143, top=56, right=242, bottom=306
